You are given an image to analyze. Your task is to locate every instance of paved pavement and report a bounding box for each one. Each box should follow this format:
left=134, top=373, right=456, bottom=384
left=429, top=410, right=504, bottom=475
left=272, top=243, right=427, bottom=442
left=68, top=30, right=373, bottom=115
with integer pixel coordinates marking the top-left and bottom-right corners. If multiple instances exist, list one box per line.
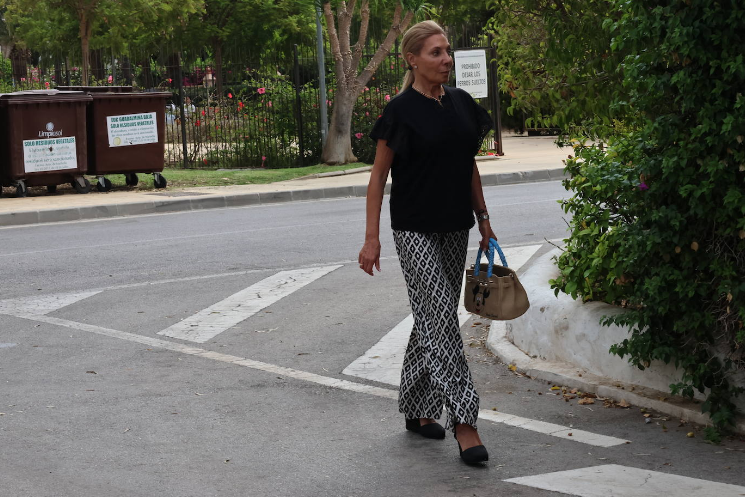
left=0, top=135, right=571, bottom=227
left=2, top=190, right=744, bottom=496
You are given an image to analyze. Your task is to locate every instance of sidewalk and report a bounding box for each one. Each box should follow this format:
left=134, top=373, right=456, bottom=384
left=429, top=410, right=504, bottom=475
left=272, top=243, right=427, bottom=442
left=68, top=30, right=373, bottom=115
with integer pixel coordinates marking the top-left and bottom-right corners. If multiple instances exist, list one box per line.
left=0, top=135, right=570, bottom=227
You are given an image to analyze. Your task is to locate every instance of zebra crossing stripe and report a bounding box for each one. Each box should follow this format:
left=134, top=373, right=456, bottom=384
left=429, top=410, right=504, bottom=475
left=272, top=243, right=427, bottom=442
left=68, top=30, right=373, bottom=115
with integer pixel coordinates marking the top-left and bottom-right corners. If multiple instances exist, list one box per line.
left=157, top=265, right=341, bottom=343
left=504, top=464, right=745, bottom=496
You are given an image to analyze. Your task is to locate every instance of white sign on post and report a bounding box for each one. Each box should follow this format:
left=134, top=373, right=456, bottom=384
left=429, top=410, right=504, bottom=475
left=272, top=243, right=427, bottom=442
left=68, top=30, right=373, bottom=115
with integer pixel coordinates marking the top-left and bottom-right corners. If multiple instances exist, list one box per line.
left=454, top=50, right=488, bottom=99
left=23, top=137, right=78, bottom=173
left=107, top=112, right=158, bottom=147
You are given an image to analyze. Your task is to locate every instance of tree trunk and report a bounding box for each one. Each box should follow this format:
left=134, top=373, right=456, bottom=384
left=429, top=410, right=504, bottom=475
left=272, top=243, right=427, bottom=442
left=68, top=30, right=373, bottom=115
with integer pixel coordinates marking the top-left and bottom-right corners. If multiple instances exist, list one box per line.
left=10, top=45, right=27, bottom=85
left=79, top=14, right=92, bottom=85
left=322, top=95, right=357, bottom=164
left=320, top=1, right=414, bottom=164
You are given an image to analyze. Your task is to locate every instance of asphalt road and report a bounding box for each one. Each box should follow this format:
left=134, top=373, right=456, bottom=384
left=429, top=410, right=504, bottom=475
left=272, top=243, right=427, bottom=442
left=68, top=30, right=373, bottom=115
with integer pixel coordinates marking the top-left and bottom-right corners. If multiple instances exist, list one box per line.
left=1, top=181, right=744, bottom=497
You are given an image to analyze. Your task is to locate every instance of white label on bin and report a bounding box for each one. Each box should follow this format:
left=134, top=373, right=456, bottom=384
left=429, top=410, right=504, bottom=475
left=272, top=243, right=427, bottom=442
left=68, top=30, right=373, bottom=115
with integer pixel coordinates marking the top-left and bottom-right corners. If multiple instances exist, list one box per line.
left=454, top=50, right=488, bottom=98
left=22, top=137, right=78, bottom=173
left=107, top=112, right=158, bottom=147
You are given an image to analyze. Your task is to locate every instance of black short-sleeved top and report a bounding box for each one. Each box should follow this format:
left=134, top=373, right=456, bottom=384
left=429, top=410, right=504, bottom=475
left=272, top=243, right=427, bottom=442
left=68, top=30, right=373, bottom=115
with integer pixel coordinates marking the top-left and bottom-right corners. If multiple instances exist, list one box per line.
left=369, top=85, right=493, bottom=233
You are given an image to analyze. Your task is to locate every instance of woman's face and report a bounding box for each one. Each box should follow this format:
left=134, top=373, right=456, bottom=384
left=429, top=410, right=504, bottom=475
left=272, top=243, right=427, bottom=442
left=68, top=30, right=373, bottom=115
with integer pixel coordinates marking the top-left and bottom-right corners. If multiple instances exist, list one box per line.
left=408, top=34, right=453, bottom=86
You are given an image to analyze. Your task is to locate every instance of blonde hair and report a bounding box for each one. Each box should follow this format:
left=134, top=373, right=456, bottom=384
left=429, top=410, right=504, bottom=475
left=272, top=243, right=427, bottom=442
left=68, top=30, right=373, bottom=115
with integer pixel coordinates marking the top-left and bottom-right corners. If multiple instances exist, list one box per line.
left=400, top=20, right=447, bottom=92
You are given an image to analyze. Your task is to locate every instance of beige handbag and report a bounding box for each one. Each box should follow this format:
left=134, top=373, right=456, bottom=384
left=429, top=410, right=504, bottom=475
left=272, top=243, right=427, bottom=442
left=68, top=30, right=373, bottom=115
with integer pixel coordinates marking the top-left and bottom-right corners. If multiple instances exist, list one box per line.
left=464, top=239, right=530, bottom=320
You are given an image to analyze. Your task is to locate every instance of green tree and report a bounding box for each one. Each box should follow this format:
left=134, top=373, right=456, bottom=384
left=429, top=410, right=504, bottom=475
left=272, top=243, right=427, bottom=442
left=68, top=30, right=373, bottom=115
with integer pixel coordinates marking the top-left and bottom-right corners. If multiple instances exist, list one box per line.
left=487, top=0, right=625, bottom=137
left=2, top=0, right=202, bottom=84
left=321, top=0, right=422, bottom=164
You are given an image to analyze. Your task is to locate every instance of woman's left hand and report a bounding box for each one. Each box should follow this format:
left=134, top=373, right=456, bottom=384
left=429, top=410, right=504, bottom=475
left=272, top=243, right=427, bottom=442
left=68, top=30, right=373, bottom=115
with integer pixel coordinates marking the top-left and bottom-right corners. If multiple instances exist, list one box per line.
left=478, top=221, right=497, bottom=251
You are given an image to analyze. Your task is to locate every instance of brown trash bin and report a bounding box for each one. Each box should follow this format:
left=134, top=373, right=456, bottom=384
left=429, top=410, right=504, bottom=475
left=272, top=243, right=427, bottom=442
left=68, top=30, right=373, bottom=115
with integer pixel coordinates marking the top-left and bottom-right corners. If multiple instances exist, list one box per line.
left=80, top=91, right=171, bottom=191
left=0, top=91, right=92, bottom=198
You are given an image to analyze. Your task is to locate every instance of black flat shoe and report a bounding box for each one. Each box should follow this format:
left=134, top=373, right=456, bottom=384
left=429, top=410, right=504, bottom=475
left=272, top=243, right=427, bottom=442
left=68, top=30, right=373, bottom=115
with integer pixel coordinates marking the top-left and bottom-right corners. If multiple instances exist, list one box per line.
left=405, top=418, right=446, bottom=439
left=454, top=431, right=489, bottom=464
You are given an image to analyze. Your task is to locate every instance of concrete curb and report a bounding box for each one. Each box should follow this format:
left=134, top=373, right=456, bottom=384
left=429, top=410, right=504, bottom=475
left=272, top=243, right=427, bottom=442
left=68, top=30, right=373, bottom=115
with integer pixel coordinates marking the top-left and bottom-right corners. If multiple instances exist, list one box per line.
left=486, top=320, right=745, bottom=435
left=0, top=167, right=568, bottom=227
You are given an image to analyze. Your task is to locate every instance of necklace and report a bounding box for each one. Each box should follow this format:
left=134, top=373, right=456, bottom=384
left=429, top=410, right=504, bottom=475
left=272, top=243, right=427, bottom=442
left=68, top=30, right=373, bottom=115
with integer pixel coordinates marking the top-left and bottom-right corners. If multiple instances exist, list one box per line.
left=412, top=84, right=445, bottom=106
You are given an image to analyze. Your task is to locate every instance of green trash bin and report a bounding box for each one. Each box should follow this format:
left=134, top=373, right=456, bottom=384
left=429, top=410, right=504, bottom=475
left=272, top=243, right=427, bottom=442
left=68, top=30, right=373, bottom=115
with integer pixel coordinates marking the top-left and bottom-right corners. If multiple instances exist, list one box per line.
left=0, top=91, right=92, bottom=198
left=79, top=91, right=171, bottom=191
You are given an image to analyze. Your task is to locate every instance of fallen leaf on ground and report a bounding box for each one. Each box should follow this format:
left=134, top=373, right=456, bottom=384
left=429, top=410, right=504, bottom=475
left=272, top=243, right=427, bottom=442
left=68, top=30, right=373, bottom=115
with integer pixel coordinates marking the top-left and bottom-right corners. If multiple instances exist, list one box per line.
left=618, top=399, right=631, bottom=408
left=578, top=398, right=595, bottom=405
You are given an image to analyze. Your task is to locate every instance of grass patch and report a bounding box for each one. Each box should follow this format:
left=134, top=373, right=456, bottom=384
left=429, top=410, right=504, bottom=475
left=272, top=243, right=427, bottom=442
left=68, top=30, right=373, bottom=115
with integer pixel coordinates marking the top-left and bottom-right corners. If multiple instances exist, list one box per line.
left=111, top=163, right=369, bottom=191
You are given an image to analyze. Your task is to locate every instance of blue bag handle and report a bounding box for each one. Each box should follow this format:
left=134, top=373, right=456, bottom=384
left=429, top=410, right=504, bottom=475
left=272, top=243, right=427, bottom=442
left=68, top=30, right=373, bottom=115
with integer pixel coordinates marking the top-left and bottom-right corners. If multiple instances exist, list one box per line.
left=473, top=238, right=508, bottom=278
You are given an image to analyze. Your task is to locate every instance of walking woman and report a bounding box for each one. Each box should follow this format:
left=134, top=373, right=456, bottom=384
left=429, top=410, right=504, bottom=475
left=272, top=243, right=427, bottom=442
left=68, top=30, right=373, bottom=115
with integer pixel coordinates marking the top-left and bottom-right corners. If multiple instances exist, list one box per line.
left=358, top=20, right=495, bottom=464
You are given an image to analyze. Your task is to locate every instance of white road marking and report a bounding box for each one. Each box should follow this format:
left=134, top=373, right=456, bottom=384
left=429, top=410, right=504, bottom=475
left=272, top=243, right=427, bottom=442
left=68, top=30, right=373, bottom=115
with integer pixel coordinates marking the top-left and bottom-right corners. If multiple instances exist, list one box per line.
left=478, top=410, right=628, bottom=447
left=7, top=312, right=397, bottom=400
left=0, top=291, right=101, bottom=315
left=157, top=265, right=341, bottom=343
left=5, top=308, right=628, bottom=448
left=343, top=245, right=542, bottom=386
left=504, top=464, right=745, bottom=496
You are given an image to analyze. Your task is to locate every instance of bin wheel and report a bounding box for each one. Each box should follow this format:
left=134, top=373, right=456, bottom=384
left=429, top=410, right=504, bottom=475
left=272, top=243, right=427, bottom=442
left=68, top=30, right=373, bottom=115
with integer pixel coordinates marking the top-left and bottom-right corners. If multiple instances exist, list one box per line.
left=125, top=173, right=139, bottom=186
left=47, top=185, right=57, bottom=194
left=71, top=178, right=92, bottom=194
left=15, top=183, right=27, bottom=198
left=96, top=177, right=112, bottom=192
left=153, top=175, right=167, bottom=189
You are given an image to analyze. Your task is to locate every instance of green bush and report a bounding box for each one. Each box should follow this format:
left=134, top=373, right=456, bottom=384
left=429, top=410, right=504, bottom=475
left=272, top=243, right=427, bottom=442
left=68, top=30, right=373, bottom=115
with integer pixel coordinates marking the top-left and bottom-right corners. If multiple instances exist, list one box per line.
left=551, top=0, right=745, bottom=434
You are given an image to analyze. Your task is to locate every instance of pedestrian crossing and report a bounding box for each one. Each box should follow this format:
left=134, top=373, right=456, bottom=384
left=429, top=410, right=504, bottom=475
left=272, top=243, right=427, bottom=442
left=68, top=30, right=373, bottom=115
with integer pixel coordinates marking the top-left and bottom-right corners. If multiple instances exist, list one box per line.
left=3, top=243, right=744, bottom=496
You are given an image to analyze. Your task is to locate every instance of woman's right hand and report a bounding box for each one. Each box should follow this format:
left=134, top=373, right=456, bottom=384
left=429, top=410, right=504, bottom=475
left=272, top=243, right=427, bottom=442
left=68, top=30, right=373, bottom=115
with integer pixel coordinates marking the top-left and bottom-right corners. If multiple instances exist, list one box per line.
left=358, top=238, right=382, bottom=276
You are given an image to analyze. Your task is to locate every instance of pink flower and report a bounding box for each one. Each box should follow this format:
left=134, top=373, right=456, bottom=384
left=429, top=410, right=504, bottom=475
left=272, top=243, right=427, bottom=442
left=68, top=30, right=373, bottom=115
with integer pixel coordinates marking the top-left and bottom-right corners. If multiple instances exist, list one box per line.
left=385, top=94, right=390, bottom=101
left=228, top=93, right=233, bottom=98
left=262, top=156, right=267, bottom=161
left=201, top=110, right=206, bottom=116
left=267, top=101, right=272, bottom=107
left=238, top=101, right=244, bottom=109
left=20, top=77, right=25, bottom=81
left=107, top=75, right=113, bottom=83
left=45, top=82, right=50, bottom=87
left=365, top=111, right=369, bottom=116
left=168, top=78, right=172, bottom=83
left=638, top=182, right=649, bottom=191
left=326, top=100, right=331, bottom=106
left=355, top=132, right=363, bottom=139
left=257, top=88, right=266, bottom=94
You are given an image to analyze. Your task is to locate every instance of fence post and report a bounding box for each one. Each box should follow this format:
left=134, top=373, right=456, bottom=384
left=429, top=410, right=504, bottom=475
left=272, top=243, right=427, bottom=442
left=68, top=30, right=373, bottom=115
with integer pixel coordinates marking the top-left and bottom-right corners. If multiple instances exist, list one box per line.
left=489, top=34, right=504, bottom=156
left=177, top=51, right=189, bottom=168
left=293, top=44, right=305, bottom=167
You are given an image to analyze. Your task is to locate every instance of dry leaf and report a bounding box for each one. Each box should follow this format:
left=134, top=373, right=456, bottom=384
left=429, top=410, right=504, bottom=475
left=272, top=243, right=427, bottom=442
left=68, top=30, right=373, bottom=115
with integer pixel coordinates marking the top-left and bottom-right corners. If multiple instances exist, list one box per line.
left=508, top=364, right=517, bottom=372
left=618, top=399, right=631, bottom=408
left=578, top=398, right=595, bottom=405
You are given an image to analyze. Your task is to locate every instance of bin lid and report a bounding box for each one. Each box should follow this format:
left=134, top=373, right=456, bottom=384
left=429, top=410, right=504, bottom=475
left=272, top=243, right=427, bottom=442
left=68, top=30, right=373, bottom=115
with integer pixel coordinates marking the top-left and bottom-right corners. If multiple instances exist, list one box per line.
left=0, top=90, right=92, bottom=105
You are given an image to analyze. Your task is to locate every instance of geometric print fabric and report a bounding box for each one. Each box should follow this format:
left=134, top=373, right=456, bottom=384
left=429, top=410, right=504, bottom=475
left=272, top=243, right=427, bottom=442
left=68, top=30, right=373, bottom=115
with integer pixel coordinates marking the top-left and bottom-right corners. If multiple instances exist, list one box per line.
left=393, top=229, right=480, bottom=431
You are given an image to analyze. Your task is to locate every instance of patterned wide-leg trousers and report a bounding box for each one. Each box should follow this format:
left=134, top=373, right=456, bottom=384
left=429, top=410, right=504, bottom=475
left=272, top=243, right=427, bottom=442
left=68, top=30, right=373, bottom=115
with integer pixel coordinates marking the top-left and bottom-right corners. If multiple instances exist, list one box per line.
left=393, top=229, right=479, bottom=431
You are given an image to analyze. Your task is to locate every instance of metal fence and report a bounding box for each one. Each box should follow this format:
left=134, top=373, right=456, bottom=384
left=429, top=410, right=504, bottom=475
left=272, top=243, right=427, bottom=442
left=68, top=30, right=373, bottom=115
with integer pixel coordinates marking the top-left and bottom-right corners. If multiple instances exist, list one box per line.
left=1, top=22, right=501, bottom=169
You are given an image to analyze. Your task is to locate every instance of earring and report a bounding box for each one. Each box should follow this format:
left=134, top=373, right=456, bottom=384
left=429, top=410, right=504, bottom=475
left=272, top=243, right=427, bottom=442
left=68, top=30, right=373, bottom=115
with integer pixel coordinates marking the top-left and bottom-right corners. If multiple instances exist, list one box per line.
left=414, top=65, right=418, bottom=69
